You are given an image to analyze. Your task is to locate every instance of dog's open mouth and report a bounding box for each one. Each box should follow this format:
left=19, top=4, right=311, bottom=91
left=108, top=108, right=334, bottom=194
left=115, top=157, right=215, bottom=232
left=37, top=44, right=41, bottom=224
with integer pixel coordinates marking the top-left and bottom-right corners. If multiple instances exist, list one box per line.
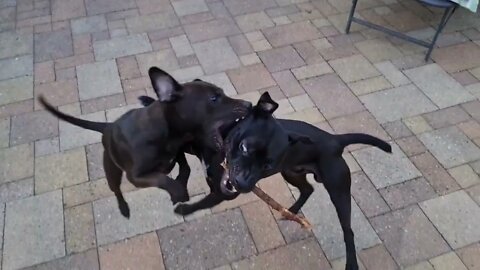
left=220, top=159, right=238, bottom=195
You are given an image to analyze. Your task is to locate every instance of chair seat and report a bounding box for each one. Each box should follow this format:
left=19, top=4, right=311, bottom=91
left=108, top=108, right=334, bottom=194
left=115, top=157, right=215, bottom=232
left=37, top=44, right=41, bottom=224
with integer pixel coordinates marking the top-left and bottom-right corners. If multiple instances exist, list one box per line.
left=418, top=0, right=456, bottom=8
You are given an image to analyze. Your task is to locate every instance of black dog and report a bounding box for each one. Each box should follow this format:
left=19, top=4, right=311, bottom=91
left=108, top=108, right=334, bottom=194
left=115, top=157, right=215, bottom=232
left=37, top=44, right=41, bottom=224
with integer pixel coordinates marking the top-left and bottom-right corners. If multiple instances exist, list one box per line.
left=169, top=92, right=392, bottom=270
left=39, top=67, right=251, bottom=218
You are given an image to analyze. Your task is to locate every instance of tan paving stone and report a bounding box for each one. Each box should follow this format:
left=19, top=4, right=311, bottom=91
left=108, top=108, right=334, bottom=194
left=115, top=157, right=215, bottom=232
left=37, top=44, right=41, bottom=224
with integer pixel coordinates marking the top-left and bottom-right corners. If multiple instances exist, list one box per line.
left=351, top=172, right=390, bottom=217
left=35, top=147, right=88, bottom=193
left=359, top=244, right=398, bottom=270
left=301, top=74, right=364, bottom=119
left=240, top=200, right=285, bottom=252
left=224, top=0, right=276, bottom=16
left=404, top=261, right=434, bottom=270
left=227, top=64, right=276, bottom=93
left=411, top=152, right=460, bottom=195
left=272, top=70, right=305, bottom=97
left=232, top=238, right=330, bottom=270
left=258, top=46, right=305, bottom=72
left=355, top=39, right=403, bottom=63
left=396, top=136, right=426, bottom=157
left=0, top=178, right=34, bottom=204
left=263, top=21, right=321, bottom=47
left=288, top=93, right=314, bottom=111
left=99, top=232, right=165, bottom=270
left=382, top=120, right=413, bottom=139
left=34, top=80, right=78, bottom=110
left=184, top=18, right=240, bottom=43
left=0, top=117, right=9, bottom=148
left=330, top=54, right=380, bottom=83
left=125, top=11, right=179, bottom=33
left=0, top=143, right=34, bottom=185
left=293, top=41, right=325, bottom=64
left=457, top=242, right=480, bottom=270
left=449, top=164, right=480, bottom=188
left=371, top=205, right=450, bottom=267
left=291, top=62, right=333, bottom=80
left=65, top=203, right=96, bottom=254
left=235, top=11, right=274, bottom=32
left=0, top=76, right=33, bottom=106
left=420, top=190, right=480, bottom=249
left=430, top=252, right=468, bottom=270
left=193, top=38, right=241, bottom=74
left=403, top=116, right=433, bottom=135
left=347, top=76, right=392, bottom=95
left=432, top=42, right=480, bottom=73
left=3, top=190, right=65, bottom=270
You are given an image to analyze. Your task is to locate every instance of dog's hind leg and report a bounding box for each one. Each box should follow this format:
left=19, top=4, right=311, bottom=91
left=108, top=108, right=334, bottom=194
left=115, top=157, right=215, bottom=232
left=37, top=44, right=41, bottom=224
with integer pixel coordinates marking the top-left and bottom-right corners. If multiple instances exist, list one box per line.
left=175, top=152, right=191, bottom=201
left=281, top=171, right=313, bottom=214
left=317, top=159, right=358, bottom=270
left=103, top=151, right=130, bottom=218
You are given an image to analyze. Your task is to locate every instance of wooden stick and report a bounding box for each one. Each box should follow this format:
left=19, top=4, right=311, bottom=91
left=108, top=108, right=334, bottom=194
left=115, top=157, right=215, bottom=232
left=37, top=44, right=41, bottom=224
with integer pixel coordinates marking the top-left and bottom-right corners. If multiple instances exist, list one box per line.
left=252, top=186, right=312, bottom=230
left=221, top=159, right=312, bottom=229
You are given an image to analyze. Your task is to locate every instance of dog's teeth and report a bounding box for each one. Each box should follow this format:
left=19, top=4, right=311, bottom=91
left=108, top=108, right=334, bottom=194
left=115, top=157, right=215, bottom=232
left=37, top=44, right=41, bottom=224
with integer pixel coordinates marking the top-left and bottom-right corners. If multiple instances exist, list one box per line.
left=235, top=118, right=239, bottom=122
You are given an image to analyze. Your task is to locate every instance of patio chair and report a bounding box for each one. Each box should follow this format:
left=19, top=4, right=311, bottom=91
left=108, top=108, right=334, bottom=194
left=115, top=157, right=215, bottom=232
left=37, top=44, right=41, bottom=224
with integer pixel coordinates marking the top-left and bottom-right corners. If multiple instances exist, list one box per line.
left=345, top=0, right=458, bottom=61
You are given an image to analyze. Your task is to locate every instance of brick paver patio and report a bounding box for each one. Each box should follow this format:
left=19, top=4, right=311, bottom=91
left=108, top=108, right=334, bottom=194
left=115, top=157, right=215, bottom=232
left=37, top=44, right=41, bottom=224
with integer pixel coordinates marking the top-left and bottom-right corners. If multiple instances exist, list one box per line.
left=1, top=0, right=480, bottom=269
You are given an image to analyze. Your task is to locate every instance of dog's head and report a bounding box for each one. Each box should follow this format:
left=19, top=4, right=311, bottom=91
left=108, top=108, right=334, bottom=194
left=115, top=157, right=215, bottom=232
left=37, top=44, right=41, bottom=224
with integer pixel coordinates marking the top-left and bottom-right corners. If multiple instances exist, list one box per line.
left=220, top=92, right=312, bottom=194
left=144, top=67, right=252, bottom=151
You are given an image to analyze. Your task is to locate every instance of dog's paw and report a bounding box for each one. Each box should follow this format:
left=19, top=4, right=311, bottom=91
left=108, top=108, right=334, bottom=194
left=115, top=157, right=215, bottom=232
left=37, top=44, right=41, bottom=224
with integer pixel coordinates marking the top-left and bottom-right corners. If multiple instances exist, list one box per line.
left=119, top=204, right=131, bottom=219
left=174, top=203, right=194, bottom=216
left=170, top=190, right=190, bottom=205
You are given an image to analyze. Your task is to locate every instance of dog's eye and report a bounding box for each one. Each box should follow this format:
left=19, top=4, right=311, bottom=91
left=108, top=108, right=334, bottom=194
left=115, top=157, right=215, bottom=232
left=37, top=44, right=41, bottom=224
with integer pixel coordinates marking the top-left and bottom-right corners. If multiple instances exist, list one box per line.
left=239, top=142, right=248, bottom=154
left=210, top=94, right=220, bottom=102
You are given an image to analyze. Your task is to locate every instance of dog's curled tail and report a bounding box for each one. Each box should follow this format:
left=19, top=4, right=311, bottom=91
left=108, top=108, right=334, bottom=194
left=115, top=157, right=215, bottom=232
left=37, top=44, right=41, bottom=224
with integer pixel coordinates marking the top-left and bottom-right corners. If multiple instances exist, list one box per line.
left=39, top=95, right=107, bottom=133
left=337, top=133, right=392, bottom=153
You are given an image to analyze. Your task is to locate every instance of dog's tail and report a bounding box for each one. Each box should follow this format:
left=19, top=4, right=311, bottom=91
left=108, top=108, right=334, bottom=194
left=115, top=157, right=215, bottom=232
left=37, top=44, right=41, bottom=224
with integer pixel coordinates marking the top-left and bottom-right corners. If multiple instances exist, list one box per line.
left=39, top=95, right=108, bottom=133
left=336, top=133, right=392, bottom=153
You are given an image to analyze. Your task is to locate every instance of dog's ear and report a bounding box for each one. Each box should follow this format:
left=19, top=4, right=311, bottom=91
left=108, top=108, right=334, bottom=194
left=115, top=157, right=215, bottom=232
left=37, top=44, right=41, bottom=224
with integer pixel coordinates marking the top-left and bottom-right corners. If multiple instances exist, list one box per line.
left=255, top=92, right=278, bottom=115
left=138, top=95, right=156, bottom=107
left=288, top=133, right=313, bottom=145
left=148, top=67, right=182, bottom=102
left=194, top=78, right=203, bottom=82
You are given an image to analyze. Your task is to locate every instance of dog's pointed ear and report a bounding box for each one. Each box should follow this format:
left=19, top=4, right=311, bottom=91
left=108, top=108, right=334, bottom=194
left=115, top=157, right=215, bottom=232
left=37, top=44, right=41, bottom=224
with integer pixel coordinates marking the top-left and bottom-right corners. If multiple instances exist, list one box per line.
left=255, top=92, right=278, bottom=115
left=138, top=95, right=156, bottom=107
left=194, top=78, right=203, bottom=82
left=288, top=133, right=313, bottom=145
left=148, top=67, right=182, bottom=102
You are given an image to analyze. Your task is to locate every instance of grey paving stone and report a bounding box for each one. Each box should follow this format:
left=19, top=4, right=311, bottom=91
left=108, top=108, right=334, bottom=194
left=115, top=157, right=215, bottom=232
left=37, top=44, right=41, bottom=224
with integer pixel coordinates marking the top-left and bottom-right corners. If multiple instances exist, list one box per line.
left=227, top=64, right=276, bottom=93
left=158, top=209, right=256, bottom=270
left=0, top=178, right=34, bottom=204
left=301, top=180, right=381, bottom=260
left=235, top=11, right=274, bottom=32
left=291, top=62, right=334, bottom=80
left=184, top=18, right=240, bottom=43
left=404, top=64, right=475, bottom=109
left=351, top=172, right=390, bottom=217
left=71, top=15, right=108, bottom=35
left=193, top=38, right=241, bottom=74
left=0, top=55, right=33, bottom=80
left=35, top=147, right=88, bottom=193
left=423, top=106, right=471, bottom=129
left=0, top=76, right=33, bottom=106
left=10, top=110, right=58, bottom=146
left=379, top=177, right=436, bottom=210
left=52, top=0, right=86, bottom=21
left=86, top=143, right=105, bottom=180
left=24, top=249, right=99, bottom=270
left=2, top=190, right=65, bottom=270
left=172, top=0, right=209, bottom=17
left=301, top=74, right=364, bottom=119
left=77, top=60, right=123, bottom=100
left=0, top=143, right=34, bottom=185
left=59, top=110, right=105, bottom=150
left=125, top=11, right=179, bottom=33
left=359, top=84, right=437, bottom=124
left=85, top=0, right=136, bottom=15
left=0, top=117, right=9, bottom=148
left=329, top=54, right=380, bottom=83
left=93, top=33, right=152, bottom=61
left=34, top=30, right=73, bottom=62
left=370, top=205, right=450, bottom=267
left=355, top=38, right=403, bottom=63
left=420, top=190, right=480, bottom=249
left=263, top=21, right=321, bottom=47
left=258, top=46, right=305, bottom=73
left=65, top=203, right=96, bottom=254
left=272, top=70, right=304, bottom=97
left=353, top=143, right=421, bottom=189
left=35, top=137, right=60, bottom=157
left=0, top=203, right=4, bottom=265
left=224, top=0, right=277, bottom=16
left=232, top=238, right=330, bottom=270
left=93, top=188, right=183, bottom=246
left=136, top=49, right=179, bottom=75
left=169, top=34, right=194, bottom=57
left=374, top=61, right=410, bottom=87
left=419, top=126, right=480, bottom=169
left=200, top=72, right=237, bottom=96
left=0, top=31, right=33, bottom=59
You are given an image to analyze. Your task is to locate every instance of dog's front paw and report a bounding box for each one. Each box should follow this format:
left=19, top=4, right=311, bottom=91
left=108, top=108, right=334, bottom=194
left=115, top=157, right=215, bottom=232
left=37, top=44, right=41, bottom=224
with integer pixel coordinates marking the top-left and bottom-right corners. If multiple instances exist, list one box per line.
left=174, top=203, right=194, bottom=216
left=170, top=189, right=190, bottom=205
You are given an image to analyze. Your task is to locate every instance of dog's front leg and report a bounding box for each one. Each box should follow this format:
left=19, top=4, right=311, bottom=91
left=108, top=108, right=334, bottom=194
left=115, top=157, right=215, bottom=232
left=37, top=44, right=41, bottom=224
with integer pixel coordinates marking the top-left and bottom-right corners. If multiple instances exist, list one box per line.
left=175, top=152, right=190, bottom=191
left=129, top=171, right=189, bottom=204
left=174, top=192, right=236, bottom=215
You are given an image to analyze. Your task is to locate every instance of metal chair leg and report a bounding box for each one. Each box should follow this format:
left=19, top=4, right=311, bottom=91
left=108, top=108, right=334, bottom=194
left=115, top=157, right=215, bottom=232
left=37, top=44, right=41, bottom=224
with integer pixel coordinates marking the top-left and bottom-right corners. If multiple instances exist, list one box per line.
left=345, top=0, right=359, bottom=34
left=425, top=5, right=458, bottom=61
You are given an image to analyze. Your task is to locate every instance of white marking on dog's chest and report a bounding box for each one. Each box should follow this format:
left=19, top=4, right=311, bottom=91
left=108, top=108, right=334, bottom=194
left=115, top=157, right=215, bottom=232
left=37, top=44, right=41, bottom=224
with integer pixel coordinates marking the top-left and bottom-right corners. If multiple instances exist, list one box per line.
left=200, top=159, right=209, bottom=178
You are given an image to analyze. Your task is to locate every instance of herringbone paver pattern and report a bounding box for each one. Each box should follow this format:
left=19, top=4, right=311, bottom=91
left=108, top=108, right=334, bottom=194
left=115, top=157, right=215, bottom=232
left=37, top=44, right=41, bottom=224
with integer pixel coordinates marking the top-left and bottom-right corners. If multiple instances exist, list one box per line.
left=1, top=0, right=480, bottom=269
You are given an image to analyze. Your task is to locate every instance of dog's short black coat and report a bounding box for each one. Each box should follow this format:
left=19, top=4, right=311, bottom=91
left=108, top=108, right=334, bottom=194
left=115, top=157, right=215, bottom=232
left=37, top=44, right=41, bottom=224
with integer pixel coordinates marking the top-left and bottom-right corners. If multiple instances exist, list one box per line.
left=148, top=92, right=391, bottom=270
left=39, top=67, right=251, bottom=218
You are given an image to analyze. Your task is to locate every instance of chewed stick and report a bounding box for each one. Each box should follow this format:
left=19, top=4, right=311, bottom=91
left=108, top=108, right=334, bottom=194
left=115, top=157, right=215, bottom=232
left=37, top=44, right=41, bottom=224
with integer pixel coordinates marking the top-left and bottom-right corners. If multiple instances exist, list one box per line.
left=252, top=186, right=312, bottom=230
